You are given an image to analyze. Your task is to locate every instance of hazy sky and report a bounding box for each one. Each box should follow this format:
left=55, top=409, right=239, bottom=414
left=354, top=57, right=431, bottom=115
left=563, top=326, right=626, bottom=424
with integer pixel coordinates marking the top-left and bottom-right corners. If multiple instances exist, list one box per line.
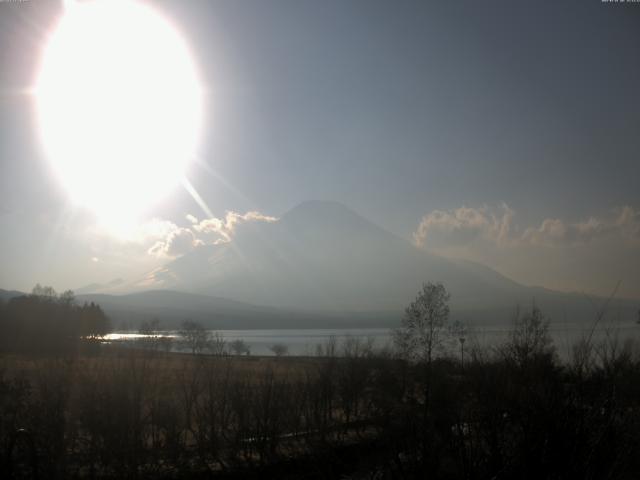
left=1, top=0, right=639, bottom=298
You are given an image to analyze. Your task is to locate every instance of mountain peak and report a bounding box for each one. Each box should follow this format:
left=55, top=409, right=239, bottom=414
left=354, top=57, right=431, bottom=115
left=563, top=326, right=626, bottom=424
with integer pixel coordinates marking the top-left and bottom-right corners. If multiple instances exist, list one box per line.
left=281, top=200, right=386, bottom=236
left=114, top=199, right=638, bottom=323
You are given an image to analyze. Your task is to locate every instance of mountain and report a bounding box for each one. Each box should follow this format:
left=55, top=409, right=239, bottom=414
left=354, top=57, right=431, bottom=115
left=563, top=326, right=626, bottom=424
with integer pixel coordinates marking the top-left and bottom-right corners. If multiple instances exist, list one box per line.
left=76, top=290, right=391, bottom=330
left=2, top=286, right=369, bottom=330
left=2, top=202, right=637, bottom=328
left=75, top=278, right=125, bottom=295
left=0, top=288, right=25, bottom=303
left=133, top=201, right=638, bottom=325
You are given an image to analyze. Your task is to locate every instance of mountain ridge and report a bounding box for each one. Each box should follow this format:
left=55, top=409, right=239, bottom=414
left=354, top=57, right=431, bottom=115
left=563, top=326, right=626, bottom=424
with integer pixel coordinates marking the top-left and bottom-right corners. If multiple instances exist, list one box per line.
left=3, top=201, right=637, bottom=329
left=126, top=200, right=637, bottom=324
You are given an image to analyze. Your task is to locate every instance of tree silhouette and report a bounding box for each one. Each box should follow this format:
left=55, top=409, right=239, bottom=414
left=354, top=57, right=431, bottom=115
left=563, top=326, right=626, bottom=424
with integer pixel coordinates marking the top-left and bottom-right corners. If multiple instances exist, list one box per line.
left=230, top=339, right=250, bottom=356
left=394, top=282, right=451, bottom=364
left=0, top=285, right=111, bottom=352
left=179, top=319, right=209, bottom=355
left=270, top=343, right=288, bottom=357
left=500, top=304, right=555, bottom=366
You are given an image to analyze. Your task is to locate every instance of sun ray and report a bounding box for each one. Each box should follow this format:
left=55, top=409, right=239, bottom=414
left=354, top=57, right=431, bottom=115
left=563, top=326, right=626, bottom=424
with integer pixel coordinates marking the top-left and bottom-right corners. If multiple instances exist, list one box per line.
left=182, top=177, right=215, bottom=220
left=193, top=155, right=255, bottom=208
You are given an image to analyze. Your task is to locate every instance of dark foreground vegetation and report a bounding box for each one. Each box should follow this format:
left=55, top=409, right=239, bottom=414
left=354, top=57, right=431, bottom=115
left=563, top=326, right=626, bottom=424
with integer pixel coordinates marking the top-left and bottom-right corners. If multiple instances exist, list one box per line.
left=0, top=285, right=110, bottom=354
left=0, top=285, right=639, bottom=479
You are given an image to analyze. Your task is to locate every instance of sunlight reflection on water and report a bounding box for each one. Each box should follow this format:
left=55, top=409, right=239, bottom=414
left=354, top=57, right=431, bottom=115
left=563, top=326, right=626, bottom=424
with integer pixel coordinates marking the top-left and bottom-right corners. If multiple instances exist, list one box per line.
left=103, top=323, right=639, bottom=359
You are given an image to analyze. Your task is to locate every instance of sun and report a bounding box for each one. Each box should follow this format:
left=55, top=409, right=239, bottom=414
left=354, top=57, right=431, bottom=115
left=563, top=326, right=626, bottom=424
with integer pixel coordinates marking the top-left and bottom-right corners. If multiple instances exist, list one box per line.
left=36, top=0, right=203, bottom=225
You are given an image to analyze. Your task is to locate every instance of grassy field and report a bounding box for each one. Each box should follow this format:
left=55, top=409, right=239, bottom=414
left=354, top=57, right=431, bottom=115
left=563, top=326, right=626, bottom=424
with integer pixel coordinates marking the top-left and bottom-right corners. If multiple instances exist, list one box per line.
left=2, top=330, right=640, bottom=479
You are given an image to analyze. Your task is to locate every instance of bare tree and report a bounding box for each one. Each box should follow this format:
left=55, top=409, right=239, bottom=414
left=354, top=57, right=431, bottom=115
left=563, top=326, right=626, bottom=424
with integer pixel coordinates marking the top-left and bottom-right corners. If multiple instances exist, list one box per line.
left=138, top=318, right=161, bottom=336
left=180, top=320, right=210, bottom=355
left=394, top=282, right=451, bottom=364
left=315, top=335, right=338, bottom=358
left=31, top=283, right=57, bottom=300
left=500, top=305, right=555, bottom=366
left=206, top=332, right=227, bottom=356
left=270, top=343, right=288, bottom=357
left=230, top=339, right=250, bottom=356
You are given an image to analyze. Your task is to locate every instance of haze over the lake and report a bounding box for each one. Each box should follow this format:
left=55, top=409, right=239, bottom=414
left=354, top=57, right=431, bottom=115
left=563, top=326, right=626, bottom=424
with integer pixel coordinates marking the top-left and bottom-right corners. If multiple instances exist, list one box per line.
left=1, top=0, right=639, bottom=302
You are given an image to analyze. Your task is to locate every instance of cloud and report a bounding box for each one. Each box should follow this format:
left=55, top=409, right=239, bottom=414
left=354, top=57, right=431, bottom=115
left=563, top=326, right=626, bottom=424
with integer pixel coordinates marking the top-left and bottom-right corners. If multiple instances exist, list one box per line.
left=134, top=218, right=181, bottom=243
left=413, top=204, right=514, bottom=248
left=412, top=204, right=640, bottom=298
left=414, top=204, right=640, bottom=250
left=148, top=227, right=204, bottom=258
left=193, top=210, right=278, bottom=242
left=521, top=206, right=640, bottom=247
left=148, top=210, right=278, bottom=258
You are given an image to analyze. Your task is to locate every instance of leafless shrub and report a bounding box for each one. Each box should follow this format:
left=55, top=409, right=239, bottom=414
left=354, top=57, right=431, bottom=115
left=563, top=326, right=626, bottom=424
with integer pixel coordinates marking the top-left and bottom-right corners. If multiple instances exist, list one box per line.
left=393, top=282, right=451, bottom=364
left=270, top=343, right=289, bottom=357
left=206, top=332, right=227, bottom=356
left=230, top=339, right=250, bottom=356
left=498, top=304, right=556, bottom=367
left=180, top=320, right=211, bottom=355
left=315, top=335, right=338, bottom=358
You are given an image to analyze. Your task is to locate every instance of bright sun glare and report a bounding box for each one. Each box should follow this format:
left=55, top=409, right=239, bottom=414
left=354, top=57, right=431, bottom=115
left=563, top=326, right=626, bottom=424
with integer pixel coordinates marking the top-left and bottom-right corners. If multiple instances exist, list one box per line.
left=36, top=0, right=203, bottom=229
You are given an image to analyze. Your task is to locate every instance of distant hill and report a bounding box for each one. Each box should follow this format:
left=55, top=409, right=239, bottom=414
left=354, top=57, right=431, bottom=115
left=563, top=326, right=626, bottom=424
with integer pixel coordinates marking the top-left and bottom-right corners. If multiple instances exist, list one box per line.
left=129, top=200, right=638, bottom=326
left=76, top=290, right=394, bottom=330
left=4, top=201, right=638, bottom=329
left=75, top=278, right=124, bottom=295
left=0, top=289, right=25, bottom=303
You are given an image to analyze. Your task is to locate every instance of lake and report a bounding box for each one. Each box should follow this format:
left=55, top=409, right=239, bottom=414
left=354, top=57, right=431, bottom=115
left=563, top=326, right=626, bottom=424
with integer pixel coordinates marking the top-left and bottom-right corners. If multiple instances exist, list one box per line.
left=105, top=320, right=640, bottom=359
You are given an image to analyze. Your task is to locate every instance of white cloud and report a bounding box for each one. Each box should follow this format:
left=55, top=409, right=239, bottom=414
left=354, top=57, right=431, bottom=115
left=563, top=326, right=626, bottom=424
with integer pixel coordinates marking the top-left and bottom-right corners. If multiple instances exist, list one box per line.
left=193, top=210, right=278, bottom=242
left=414, top=204, right=640, bottom=250
left=149, top=210, right=278, bottom=258
left=412, top=204, right=640, bottom=298
left=134, top=218, right=181, bottom=243
left=521, top=206, right=640, bottom=247
left=413, top=204, right=514, bottom=248
left=148, top=227, right=204, bottom=258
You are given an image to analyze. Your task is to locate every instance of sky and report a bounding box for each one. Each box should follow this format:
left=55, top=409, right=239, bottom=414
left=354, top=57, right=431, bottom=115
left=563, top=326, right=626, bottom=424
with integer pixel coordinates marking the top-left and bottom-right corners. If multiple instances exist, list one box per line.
left=0, top=0, right=639, bottom=299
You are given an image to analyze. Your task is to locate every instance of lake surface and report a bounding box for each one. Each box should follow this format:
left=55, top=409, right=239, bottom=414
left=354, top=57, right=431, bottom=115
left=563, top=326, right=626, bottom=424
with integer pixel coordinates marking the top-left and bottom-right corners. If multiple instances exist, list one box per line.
left=105, top=321, right=640, bottom=359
